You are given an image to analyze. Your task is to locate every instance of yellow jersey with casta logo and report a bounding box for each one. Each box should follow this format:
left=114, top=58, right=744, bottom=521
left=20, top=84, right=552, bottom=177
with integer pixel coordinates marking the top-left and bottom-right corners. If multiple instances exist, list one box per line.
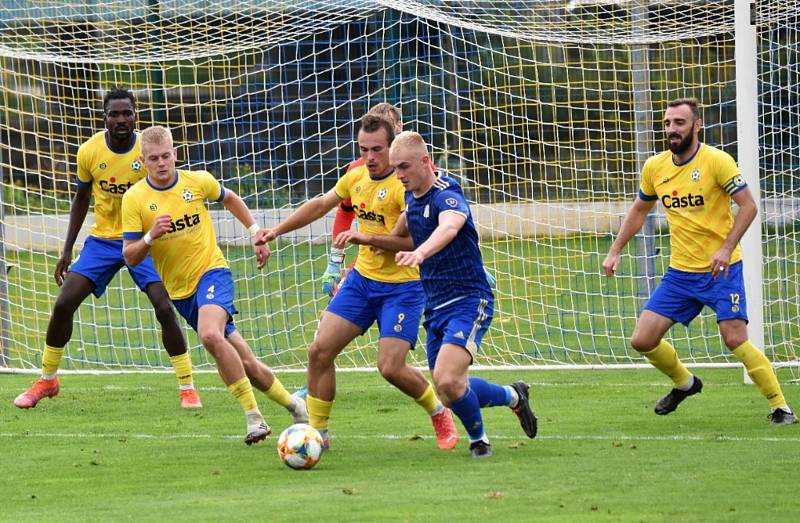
left=122, top=169, right=228, bottom=300
left=334, top=165, right=419, bottom=283
left=76, top=131, right=146, bottom=239
left=639, top=143, right=747, bottom=272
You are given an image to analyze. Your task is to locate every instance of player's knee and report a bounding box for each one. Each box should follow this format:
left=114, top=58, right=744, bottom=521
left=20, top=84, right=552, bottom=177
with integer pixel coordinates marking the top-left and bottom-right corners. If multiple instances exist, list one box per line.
left=432, top=371, right=465, bottom=402
left=198, top=328, right=225, bottom=350
left=722, top=332, right=748, bottom=350
left=630, top=333, right=657, bottom=353
left=51, top=294, right=80, bottom=320
left=377, top=357, right=403, bottom=382
left=308, top=340, right=335, bottom=368
left=151, top=301, right=177, bottom=325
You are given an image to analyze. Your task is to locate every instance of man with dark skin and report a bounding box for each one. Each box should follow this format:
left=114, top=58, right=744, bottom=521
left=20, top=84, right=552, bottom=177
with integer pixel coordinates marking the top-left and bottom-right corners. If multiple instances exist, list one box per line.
left=14, top=88, right=202, bottom=410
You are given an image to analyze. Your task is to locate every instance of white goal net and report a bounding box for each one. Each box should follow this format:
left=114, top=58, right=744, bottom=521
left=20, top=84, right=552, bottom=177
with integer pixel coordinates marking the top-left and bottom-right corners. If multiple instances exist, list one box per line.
left=0, top=0, right=798, bottom=372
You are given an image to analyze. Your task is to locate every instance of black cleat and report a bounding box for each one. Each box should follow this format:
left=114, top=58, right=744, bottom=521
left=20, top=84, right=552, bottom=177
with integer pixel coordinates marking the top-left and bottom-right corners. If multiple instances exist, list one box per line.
left=510, top=381, right=538, bottom=438
left=654, top=376, right=703, bottom=415
left=469, top=440, right=493, bottom=459
left=769, top=408, right=799, bottom=426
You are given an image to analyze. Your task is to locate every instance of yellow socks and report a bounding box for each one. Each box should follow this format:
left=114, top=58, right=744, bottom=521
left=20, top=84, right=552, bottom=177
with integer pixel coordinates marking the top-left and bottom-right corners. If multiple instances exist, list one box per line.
left=732, top=340, right=787, bottom=409
left=227, top=377, right=258, bottom=412
left=414, top=382, right=441, bottom=415
left=307, top=395, right=333, bottom=431
left=265, top=377, right=292, bottom=408
left=42, top=344, right=64, bottom=379
left=643, top=340, right=693, bottom=388
left=169, top=353, right=194, bottom=388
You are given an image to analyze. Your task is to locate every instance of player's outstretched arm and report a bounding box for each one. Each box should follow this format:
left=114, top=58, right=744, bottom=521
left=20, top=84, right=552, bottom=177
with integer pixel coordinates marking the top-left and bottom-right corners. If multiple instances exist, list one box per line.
left=602, top=196, right=656, bottom=277
left=396, top=212, right=466, bottom=268
left=220, top=189, right=271, bottom=269
left=334, top=212, right=413, bottom=253
left=255, top=189, right=342, bottom=246
left=55, top=183, right=92, bottom=286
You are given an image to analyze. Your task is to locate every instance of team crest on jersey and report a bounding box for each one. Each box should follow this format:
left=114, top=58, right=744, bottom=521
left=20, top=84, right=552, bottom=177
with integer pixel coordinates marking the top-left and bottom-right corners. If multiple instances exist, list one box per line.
left=182, top=189, right=193, bottom=202
left=131, top=160, right=142, bottom=171
left=691, top=169, right=700, bottom=182
left=355, top=185, right=361, bottom=193
left=377, top=188, right=387, bottom=201
left=149, top=203, right=157, bottom=211
left=445, top=198, right=458, bottom=208
left=99, top=162, right=107, bottom=170
left=423, top=204, right=430, bottom=218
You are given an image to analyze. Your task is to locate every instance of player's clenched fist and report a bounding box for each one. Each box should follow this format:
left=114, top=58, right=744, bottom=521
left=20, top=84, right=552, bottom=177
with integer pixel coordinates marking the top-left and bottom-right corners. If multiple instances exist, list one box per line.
left=149, top=214, right=173, bottom=240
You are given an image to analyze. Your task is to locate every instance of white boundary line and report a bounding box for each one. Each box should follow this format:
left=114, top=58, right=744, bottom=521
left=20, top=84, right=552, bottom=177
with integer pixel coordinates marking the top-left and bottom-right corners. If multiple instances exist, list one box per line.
left=1, top=432, right=798, bottom=443
left=5, top=362, right=791, bottom=375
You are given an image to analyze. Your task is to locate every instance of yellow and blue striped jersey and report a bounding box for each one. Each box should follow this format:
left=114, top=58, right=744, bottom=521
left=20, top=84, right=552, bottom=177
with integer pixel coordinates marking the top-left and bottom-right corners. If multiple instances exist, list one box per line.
left=334, top=165, right=419, bottom=283
left=121, top=169, right=228, bottom=300
left=639, top=143, right=747, bottom=272
left=76, top=131, right=146, bottom=239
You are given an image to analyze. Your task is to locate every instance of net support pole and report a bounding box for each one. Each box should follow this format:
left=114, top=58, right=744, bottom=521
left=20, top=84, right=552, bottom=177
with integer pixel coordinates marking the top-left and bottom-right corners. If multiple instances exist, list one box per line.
left=0, top=128, right=9, bottom=367
left=735, top=0, right=763, bottom=384
left=631, top=4, right=657, bottom=299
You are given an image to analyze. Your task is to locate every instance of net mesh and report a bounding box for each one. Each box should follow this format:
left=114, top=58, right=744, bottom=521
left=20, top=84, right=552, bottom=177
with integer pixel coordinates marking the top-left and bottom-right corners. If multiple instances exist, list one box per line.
left=0, top=1, right=797, bottom=372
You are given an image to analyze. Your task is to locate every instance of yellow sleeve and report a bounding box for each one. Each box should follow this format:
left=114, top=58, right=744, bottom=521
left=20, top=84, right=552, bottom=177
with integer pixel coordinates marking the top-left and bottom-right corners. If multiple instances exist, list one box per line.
left=76, top=143, right=92, bottom=184
left=198, top=170, right=223, bottom=202
left=639, top=159, right=656, bottom=198
left=394, top=183, right=406, bottom=212
left=334, top=170, right=352, bottom=200
left=121, top=190, right=143, bottom=236
left=715, top=151, right=745, bottom=194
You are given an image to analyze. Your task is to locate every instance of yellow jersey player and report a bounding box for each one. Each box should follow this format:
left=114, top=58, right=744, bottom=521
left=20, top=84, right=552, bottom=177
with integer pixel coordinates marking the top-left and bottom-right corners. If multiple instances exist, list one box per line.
left=258, top=113, right=458, bottom=450
left=14, top=88, right=202, bottom=411
left=603, top=97, right=796, bottom=425
left=122, top=125, right=307, bottom=444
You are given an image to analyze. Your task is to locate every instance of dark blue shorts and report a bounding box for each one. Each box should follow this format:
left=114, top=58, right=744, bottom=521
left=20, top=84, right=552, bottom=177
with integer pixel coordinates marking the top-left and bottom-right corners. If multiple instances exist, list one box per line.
left=325, top=268, right=424, bottom=346
left=424, top=296, right=493, bottom=370
left=70, top=235, right=161, bottom=298
left=644, top=261, right=748, bottom=326
left=172, top=268, right=238, bottom=337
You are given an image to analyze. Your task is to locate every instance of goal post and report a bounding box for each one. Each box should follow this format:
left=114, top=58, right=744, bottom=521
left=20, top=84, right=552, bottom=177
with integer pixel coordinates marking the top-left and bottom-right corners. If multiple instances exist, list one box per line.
left=0, top=1, right=797, bottom=374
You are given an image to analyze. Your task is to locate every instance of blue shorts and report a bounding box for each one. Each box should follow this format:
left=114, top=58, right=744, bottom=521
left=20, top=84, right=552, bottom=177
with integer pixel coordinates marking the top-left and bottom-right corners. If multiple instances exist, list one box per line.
left=424, top=296, right=493, bottom=370
left=70, top=236, right=161, bottom=298
left=644, top=261, right=748, bottom=326
left=172, top=268, right=238, bottom=337
left=326, top=268, right=424, bottom=346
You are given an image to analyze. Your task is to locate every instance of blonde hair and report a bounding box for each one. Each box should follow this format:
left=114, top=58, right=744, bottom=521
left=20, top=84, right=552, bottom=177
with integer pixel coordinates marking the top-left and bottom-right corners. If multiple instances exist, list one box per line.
left=390, top=130, right=428, bottom=157
left=140, top=125, right=173, bottom=150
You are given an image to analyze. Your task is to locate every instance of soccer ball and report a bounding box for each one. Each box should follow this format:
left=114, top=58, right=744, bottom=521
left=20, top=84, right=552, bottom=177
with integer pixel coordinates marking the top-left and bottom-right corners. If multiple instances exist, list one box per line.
left=276, top=423, right=324, bottom=470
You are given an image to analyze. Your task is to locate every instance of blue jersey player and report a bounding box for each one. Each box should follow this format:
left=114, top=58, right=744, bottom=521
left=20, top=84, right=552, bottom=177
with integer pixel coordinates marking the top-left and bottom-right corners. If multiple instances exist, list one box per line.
left=389, top=131, right=537, bottom=458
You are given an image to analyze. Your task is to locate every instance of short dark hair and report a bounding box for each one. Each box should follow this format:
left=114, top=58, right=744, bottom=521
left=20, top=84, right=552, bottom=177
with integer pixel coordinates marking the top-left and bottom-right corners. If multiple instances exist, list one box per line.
left=668, top=97, right=701, bottom=119
left=359, top=113, right=395, bottom=144
left=103, top=87, right=136, bottom=112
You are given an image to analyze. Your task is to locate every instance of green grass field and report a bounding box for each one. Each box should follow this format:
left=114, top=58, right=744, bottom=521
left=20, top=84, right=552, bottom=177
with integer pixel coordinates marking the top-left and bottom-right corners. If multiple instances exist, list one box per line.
left=1, top=368, right=799, bottom=522
left=4, top=237, right=799, bottom=372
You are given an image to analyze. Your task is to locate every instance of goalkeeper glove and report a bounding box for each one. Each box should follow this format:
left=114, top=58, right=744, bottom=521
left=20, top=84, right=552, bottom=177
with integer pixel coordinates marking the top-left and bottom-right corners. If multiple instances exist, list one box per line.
left=483, top=266, right=497, bottom=289
left=321, top=248, right=345, bottom=297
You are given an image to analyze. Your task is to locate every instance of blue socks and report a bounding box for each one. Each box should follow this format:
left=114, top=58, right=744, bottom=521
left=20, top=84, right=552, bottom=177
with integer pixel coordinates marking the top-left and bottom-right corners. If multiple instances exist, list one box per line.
left=449, top=387, right=485, bottom=441
left=450, top=379, right=513, bottom=441
left=468, top=376, right=512, bottom=407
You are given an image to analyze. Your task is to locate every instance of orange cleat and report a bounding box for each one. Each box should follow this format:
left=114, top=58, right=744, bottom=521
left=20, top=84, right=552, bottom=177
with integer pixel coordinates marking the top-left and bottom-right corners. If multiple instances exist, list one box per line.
left=431, top=407, right=459, bottom=450
left=179, top=388, right=203, bottom=409
left=14, top=377, right=60, bottom=409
